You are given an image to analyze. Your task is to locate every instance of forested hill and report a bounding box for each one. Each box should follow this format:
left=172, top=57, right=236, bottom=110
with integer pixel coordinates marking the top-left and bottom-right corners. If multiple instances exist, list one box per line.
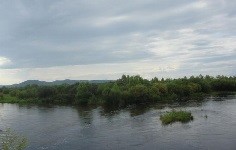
left=1, top=79, right=112, bottom=88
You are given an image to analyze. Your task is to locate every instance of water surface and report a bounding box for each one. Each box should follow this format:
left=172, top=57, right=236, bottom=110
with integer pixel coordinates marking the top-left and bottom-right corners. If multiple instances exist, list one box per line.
left=1, top=96, right=236, bottom=150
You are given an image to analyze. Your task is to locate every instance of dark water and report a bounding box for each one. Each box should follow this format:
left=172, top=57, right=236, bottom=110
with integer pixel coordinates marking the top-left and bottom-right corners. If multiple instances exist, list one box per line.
left=1, top=96, right=236, bottom=150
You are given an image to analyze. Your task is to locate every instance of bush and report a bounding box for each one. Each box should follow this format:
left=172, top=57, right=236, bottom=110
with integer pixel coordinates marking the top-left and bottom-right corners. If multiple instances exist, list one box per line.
left=160, top=110, right=193, bottom=125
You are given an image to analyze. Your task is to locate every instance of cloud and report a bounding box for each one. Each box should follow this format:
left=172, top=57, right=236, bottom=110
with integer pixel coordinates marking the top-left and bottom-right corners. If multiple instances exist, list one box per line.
left=0, top=57, right=11, bottom=66
left=0, top=0, right=235, bottom=84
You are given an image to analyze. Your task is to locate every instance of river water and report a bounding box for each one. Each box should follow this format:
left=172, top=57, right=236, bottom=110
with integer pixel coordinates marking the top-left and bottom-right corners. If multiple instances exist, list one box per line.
left=1, top=95, right=236, bottom=150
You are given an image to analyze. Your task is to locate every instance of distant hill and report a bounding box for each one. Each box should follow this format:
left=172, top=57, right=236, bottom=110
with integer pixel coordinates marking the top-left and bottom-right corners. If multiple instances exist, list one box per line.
left=0, top=79, right=113, bottom=88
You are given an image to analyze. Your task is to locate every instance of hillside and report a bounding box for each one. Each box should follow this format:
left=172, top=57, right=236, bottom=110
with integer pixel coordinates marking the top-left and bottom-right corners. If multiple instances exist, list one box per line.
left=1, top=79, right=112, bottom=88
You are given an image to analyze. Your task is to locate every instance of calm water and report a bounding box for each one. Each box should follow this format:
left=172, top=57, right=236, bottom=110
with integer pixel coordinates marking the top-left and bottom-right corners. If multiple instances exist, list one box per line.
left=1, top=96, right=236, bottom=150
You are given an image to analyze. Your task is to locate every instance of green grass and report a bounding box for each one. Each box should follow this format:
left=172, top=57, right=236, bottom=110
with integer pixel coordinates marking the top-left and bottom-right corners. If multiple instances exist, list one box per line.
left=160, top=110, right=193, bottom=125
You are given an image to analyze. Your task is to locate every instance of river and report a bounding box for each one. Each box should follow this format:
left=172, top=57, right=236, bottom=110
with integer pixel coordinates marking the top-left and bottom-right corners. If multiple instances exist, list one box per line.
left=1, top=95, right=236, bottom=150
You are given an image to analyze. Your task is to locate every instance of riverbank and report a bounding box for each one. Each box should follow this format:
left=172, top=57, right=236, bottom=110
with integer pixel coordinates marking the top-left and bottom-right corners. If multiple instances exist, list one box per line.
left=1, top=92, right=235, bottom=107
left=0, top=75, right=236, bottom=107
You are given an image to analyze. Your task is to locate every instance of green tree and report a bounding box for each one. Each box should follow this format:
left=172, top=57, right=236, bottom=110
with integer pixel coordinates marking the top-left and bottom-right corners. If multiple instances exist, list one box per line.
left=108, top=83, right=122, bottom=105
left=0, top=92, right=3, bottom=100
left=149, top=84, right=161, bottom=102
left=129, top=84, right=149, bottom=103
left=76, top=82, right=96, bottom=105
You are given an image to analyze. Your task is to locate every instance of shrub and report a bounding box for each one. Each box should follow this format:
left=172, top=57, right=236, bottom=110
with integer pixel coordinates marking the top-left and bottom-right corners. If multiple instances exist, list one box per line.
left=160, top=110, right=193, bottom=125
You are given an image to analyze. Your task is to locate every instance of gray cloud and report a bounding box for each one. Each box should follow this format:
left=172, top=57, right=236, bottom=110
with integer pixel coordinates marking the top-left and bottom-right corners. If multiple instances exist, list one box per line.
left=0, top=0, right=236, bottom=84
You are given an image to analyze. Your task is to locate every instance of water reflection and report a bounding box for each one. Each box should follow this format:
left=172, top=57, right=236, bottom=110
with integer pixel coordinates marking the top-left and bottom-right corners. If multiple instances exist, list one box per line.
left=128, top=104, right=154, bottom=117
left=0, top=95, right=236, bottom=150
left=74, top=106, right=94, bottom=125
left=100, top=105, right=126, bottom=120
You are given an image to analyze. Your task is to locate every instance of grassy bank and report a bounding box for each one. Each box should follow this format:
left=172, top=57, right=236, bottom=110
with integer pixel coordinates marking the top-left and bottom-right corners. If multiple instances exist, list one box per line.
left=160, top=110, right=193, bottom=125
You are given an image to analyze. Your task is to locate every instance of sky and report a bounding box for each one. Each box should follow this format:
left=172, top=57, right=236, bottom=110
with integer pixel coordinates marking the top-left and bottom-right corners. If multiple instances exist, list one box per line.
left=0, top=0, right=236, bottom=85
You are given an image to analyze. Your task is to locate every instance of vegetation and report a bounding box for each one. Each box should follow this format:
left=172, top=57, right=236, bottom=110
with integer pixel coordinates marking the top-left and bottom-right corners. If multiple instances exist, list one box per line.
left=160, top=110, right=193, bottom=125
left=0, top=129, right=28, bottom=150
left=0, top=75, right=236, bottom=107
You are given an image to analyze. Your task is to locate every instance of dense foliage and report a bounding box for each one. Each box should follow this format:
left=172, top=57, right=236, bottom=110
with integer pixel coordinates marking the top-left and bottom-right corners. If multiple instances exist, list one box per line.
left=0, top=75, right=236, bottom=106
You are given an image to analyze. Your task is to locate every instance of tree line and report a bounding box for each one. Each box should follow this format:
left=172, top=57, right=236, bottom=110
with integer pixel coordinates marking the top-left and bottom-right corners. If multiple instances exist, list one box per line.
left=0, top=75, right=236, bottom=106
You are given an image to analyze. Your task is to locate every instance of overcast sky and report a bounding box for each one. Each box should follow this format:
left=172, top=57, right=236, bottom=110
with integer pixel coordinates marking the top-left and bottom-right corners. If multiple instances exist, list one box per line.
left=0, top=0, right=236, bottom=84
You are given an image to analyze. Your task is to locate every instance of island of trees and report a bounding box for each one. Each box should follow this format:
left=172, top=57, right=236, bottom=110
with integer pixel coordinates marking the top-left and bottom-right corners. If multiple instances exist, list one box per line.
left=0, top=75, right=236, bottom=107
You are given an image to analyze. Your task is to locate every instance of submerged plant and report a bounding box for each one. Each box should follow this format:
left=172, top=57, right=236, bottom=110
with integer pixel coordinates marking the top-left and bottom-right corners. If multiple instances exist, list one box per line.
left=160, top=110, right=193, bottom=125
left=0, top=128, right=28, bottom=150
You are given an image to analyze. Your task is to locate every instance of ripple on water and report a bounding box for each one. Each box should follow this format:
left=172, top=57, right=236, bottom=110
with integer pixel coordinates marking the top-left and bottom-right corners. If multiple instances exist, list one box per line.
left=0, top=96, right=236, bottom=150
